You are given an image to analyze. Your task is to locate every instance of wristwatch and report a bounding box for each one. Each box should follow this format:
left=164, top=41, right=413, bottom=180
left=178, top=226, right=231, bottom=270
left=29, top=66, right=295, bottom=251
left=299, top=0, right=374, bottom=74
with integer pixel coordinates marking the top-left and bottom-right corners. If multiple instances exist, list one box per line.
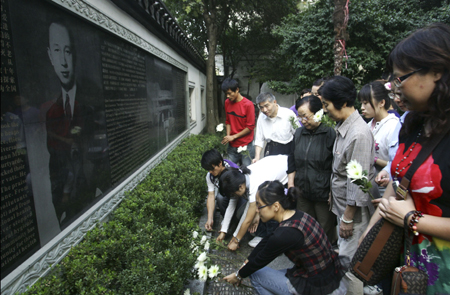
left=235, top=271, right=242, bottom=281
left=234, top=236, right=240, bottom=243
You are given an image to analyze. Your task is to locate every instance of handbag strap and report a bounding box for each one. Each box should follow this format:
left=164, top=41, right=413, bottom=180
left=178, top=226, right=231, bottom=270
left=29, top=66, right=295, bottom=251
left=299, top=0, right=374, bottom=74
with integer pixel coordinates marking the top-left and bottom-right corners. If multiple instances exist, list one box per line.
left=396, top=123, right=450, bottom=200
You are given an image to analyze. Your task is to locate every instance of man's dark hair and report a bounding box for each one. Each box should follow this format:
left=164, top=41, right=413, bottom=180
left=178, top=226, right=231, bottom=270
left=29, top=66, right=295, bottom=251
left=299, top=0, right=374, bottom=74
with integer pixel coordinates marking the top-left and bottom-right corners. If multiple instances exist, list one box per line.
left=300, top=88, right=311, bottom=96
left=221, top=78, right=239, bottom=92
left=201, top=149, right=224, bottom=171
left=320, top=76, right=357, bottom=110
left=218, top=167, right=251, bottom=198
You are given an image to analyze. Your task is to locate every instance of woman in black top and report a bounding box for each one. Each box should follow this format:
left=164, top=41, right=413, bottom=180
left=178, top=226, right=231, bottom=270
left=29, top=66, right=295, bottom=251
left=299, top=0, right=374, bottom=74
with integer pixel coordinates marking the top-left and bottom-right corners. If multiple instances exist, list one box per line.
left=287, top=95, right=337, bottom=244
left=223, top=181, right=345, bottom=295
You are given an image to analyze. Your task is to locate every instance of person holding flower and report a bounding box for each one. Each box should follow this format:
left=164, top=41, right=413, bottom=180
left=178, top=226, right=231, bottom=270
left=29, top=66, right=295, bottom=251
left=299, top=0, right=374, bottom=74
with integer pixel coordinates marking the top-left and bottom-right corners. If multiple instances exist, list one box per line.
left=287, top=95, right=337, bottom=244
left=223, top=181, right=346, bottom=295
left=358, top=80, right=399, bottom=195
left=362, top=23, right=450, bottom=295
left=320, top=75, right=379, bottom=295
left=253, top=92, right=299, bottom=163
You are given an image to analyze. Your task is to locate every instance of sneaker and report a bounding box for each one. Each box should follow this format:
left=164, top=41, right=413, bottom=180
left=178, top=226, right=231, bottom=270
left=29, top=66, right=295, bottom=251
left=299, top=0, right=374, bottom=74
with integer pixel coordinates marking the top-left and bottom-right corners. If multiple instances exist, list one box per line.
left=363, top=285, right=383, bottom=295
left=248, top=236, right=263, bottom=248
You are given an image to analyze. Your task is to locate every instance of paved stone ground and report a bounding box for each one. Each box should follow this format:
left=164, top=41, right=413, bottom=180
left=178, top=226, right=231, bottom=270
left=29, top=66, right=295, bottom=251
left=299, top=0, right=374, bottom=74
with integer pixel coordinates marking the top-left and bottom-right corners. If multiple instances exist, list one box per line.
left=203, top=202, right=294, bottom=295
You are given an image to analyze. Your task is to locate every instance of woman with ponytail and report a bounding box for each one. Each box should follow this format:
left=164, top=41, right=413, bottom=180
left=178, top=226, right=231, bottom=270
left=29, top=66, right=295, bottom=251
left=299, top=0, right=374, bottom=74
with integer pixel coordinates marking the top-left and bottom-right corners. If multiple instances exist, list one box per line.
left=223, top=180, right=346, bottom=295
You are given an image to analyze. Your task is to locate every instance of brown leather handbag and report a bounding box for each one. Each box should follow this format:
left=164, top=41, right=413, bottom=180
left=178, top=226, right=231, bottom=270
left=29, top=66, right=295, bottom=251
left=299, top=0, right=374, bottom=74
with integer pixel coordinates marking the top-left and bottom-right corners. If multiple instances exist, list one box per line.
left=391, top=231, right=428, bottom=295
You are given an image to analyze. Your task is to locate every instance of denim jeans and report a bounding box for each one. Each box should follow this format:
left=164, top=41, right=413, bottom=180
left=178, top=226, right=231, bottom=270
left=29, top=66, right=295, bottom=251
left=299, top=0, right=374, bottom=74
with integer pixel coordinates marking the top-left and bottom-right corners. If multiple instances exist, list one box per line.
left=250, top=267, right=292, bottom=295
left=227, top=141, right=255, bottom=167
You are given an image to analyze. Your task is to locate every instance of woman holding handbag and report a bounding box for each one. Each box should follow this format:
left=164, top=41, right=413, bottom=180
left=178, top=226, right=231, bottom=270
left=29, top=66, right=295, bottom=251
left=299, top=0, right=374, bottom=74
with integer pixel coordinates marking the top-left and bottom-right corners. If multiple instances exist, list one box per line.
left=361, top=23, right=450, bottom=294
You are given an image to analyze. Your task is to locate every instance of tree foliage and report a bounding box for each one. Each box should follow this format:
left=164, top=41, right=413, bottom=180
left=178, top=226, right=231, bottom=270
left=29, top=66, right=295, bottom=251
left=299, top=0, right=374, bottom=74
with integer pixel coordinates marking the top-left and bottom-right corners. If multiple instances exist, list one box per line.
left=268, top=0, right=450, bottom=94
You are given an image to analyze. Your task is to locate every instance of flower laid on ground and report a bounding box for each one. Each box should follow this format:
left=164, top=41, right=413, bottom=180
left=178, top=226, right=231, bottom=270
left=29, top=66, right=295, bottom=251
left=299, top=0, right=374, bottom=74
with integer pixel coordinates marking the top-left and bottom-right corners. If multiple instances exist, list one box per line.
left=313, top=109, right=324, bottom=123
left=204, top=240, right=210, bottom=251
left=216, top=123, right=224, bottom=132
left=192, top=231, right=199, bottom=239
left=197, top=251, right=207, bottom=262
left=184, top=288, right=191, bottom=295
left=200, top=235, right=207, bottom=245
left=198, top=265, right=208, bottom=282
left=208, top=265, right=220, bottom=279
left=346, top=160, right=374, bottom=199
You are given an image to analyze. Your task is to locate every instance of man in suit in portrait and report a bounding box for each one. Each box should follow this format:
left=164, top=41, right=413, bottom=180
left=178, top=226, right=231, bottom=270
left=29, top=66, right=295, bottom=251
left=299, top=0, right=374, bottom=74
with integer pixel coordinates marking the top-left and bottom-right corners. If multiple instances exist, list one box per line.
left=46, top=21, right=97, bottom=227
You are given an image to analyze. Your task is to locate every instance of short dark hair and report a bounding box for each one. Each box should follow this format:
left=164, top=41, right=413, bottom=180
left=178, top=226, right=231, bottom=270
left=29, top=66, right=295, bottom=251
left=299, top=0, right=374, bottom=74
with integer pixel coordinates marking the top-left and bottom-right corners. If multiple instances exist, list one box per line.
left=358, top=81, right=390, bottom=111
left=201, top=149, right=224, bottom=171
left=257, top=181, right=301, bottom=210
left=320, top=76, right=357, bottom=110
left=221, top=78, right=239, bottom=92
left=218, top=167, right=251, bottom=198
left=296, top=95, right=322, bottom=114
left=300, top=88, right=312, bottom=96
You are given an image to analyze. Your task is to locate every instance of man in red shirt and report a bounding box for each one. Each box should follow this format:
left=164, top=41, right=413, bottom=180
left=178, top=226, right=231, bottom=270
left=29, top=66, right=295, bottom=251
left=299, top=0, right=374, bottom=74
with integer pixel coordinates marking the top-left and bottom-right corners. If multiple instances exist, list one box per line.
left=221, top=78, right=255, bottom=166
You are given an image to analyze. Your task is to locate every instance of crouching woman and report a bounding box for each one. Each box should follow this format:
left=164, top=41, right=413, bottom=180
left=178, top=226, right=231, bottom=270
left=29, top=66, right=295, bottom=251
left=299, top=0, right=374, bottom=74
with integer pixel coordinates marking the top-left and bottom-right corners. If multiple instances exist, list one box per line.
left=223, top=181, right=346, bottom=295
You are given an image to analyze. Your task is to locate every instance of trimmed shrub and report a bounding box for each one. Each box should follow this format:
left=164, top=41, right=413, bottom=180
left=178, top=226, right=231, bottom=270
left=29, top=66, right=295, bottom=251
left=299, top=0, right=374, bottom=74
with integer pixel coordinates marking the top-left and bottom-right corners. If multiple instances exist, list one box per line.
left=25, top=133, right=225, bottom=295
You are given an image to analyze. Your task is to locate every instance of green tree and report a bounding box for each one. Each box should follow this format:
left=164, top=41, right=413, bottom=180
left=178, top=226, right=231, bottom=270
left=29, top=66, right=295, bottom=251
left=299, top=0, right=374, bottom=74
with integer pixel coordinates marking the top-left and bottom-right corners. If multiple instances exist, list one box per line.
left=164, top=0, right=297, bottom=129
left=268, top=0, right=450, bottom=94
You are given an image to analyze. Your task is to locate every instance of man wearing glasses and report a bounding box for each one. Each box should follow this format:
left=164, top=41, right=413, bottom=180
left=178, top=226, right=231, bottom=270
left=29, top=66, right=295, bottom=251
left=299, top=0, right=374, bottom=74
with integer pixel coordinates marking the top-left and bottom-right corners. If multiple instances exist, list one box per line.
left=253, top=92, right=300, bottom=163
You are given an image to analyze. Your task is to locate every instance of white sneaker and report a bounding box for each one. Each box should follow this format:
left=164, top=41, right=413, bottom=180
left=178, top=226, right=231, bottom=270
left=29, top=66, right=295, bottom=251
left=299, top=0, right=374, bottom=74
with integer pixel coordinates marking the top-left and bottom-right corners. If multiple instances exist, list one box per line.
left=248, top=236, right=263, bottom=247
left=363, top=285, right=383, bottom=295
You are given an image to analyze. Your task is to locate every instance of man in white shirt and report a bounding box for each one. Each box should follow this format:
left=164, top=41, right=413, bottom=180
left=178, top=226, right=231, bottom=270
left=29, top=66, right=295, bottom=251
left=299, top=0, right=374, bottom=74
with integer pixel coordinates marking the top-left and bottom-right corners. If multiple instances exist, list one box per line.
left=218, top=155, right=288, bottom=250
left=253, top=93, right=299, bottom=163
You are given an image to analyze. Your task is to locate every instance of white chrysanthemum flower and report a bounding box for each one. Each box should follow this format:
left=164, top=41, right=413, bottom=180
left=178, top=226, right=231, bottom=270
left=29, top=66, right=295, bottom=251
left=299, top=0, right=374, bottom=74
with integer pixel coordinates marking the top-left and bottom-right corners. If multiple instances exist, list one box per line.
left=198, top=265, right=208, bottom=282
left=200, top=235, right=207, bottom=245
left=192, top=246, right=199, bottom=253
left=237, top=146, right=243, bottom=153
left=313, top=109, right=324, bottom=123
left=241, top=145, right=247, bottom=151
left=190, top=241, right=196, bottom=249
left=197, top=252, right=207, bottom=262
left=346, top=160, right=363, bottom=180
left=184, top=288, right=191, bottom=295
left=194, top=260, right=204, bottom=269
left=216, top=123, right=224, bottom=132
left=192, top=231, right=199, bottom=239
left=208, top=265, right=220, bottom=278
left=204, top=240, right=210, bottom=251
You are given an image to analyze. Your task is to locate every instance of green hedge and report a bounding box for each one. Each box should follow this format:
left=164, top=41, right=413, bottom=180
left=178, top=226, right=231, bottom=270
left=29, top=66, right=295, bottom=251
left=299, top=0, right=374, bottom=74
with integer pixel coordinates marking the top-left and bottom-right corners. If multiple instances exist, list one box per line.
left=25, top=133, right=225, bottom=295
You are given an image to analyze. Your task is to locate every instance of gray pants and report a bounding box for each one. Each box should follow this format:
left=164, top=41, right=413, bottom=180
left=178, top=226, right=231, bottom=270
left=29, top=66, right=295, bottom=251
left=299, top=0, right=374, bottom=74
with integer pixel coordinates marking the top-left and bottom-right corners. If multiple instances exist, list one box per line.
left=337, top=207, right=370, bottom=295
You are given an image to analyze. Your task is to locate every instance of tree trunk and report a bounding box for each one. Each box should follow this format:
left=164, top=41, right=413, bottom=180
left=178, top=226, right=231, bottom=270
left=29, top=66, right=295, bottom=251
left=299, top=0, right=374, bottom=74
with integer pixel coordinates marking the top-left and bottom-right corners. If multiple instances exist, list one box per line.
left=203, top=1, right=220, bottom=133
left=333, top=0, right=348, bottom=76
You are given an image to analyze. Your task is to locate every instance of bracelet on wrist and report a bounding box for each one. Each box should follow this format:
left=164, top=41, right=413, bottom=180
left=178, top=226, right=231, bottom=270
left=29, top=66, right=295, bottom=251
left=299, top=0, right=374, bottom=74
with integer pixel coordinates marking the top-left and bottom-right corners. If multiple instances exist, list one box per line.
left=235, top=271, right=242, bottom=281
left=340, top=214, right=354, bottom=224
left=408, top=211, right=423, bottom=236
left=234, top=236, right=240, bottom=243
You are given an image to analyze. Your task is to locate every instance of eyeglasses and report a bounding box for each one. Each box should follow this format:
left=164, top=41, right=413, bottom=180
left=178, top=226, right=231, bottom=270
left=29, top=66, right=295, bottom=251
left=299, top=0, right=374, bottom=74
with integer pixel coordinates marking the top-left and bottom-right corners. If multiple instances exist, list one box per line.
left=388, top=93, right=400, bottom=100
left=257, top=203, right=273, bottom=210
left=393, top=69, right=422, bottom=87
left=297, top=113, right=313, bottom=121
